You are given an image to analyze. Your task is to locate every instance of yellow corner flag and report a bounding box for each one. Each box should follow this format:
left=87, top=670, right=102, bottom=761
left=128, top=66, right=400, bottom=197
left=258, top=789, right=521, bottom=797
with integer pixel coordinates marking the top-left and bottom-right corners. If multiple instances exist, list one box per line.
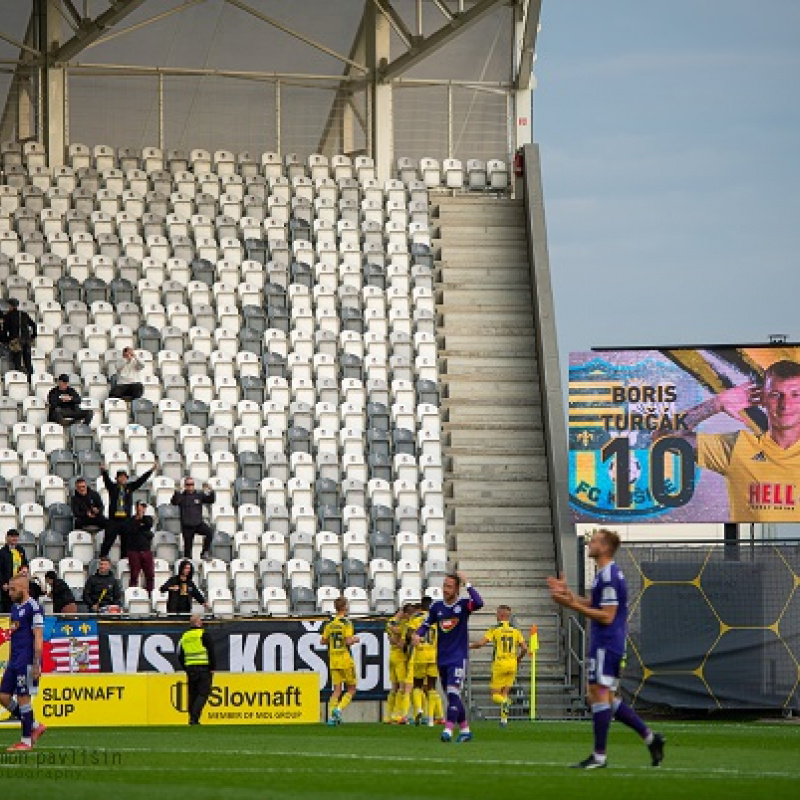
left=529, top=625, right=539, bottom=720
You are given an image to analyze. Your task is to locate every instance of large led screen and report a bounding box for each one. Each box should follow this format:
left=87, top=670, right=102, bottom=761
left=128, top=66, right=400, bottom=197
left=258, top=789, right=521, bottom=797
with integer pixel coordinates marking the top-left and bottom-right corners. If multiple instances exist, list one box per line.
left=569, top=347, right=800, bottom=522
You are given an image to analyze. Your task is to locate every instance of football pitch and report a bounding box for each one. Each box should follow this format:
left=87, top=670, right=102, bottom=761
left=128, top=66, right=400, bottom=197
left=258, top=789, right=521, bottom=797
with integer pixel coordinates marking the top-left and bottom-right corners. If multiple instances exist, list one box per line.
left=1, top=719, right=799, bottom=799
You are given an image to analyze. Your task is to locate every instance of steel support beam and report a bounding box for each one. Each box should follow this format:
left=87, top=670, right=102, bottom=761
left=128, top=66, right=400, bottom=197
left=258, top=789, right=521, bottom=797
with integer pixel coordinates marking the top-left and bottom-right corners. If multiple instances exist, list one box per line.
left=379, top=0, right=505, bottom=82
left=317, top=13, right=368, bottom=156
left=515, top=0, right=540, bottom=91
left=370, top=0, right=414, bottom=49
left=0, top=9, right=39, bottom=142
left=52, top=0, right=147, bottom=63
left=86, top=0, right=207, bottom=51
left=226, top=0, right=368, bottom=74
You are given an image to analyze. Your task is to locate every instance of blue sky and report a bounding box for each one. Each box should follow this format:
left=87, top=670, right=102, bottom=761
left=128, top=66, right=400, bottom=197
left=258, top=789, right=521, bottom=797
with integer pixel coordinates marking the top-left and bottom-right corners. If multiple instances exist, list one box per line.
left=534, top=0, right=800, bottom=363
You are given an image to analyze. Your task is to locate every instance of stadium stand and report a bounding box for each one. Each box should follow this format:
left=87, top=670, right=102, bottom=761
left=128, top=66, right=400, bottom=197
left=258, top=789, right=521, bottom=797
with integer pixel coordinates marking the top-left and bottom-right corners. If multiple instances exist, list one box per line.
left=0, top=143, right=511, bottom=616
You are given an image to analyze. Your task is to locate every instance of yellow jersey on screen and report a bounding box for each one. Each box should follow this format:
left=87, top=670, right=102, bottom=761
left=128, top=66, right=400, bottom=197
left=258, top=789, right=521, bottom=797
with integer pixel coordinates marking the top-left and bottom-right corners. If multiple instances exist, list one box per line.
left=697, top=430, right=800, bottom=522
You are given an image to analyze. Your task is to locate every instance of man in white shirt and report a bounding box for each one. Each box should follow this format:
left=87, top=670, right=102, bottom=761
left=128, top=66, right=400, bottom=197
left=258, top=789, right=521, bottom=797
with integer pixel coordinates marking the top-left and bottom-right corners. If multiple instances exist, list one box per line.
left=109, top=346, right=144, bottom=401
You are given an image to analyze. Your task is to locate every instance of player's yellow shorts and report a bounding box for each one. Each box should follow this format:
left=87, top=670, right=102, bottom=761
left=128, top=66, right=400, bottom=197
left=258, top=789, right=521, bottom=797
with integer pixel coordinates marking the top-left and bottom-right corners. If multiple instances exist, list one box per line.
left=389, top=650, right=409, bottom=685
left=413, top=661, right=438, bottom=680
left=491, top=664, right=517, bottom=690
left=331, top=663, right=357, bottom=687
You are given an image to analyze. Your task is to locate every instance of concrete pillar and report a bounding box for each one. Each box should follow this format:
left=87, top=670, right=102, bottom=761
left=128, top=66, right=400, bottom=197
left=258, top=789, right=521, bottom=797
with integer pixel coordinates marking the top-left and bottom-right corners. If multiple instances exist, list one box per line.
left=369, top=7, right=392, bottom=182
left=513, top=2, right=533, bottom=150
left=45, top=0, right=65, bottom=166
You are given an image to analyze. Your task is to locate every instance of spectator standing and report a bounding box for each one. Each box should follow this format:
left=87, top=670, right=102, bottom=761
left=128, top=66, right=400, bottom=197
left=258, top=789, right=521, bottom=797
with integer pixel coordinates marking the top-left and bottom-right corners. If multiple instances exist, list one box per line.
left=128, top=501, right=155, bottom=595
left=82, top=556, right=122, bottom=612
left=44, top=571, right=78, bottom=613
left=160, top=560, right=208, bottom=615
left=1, top=297, right=36, bottom=381
left=71, top=477, right=108, bottom=532
left=177, top=614, right=216, bottom=725
left=99, top=463, right=156, bottom=559
left=109, top=346, right=145, bottom=401
left=0, top=529, right=28, bottom=613
left=171, top=478, right=215, bottom=561
left=47, top=374, right=93, bottom=426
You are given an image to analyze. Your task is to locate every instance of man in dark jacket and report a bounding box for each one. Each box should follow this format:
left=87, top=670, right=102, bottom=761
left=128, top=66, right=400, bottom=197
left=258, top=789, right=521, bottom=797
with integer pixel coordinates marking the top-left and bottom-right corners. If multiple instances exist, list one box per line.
left=160, top=560, right=208, bottom=615
left=177, top=614, right=217, bottom=725
left=1, top=297, right=36, bottom=380
left=44, top=570, right=78, bottom=613
left=71, top=477, right=108, bottom=532
left=99, top=462, right=157, bottom=559
left=128, top=501, right=155, bottom=594
left=0, top=529, right=28, bottom=612
left=171, top=477, right=215, bottom=561
left=47, top=374, right=93, bottom=426
left=82, top=556, right=122, bottom=612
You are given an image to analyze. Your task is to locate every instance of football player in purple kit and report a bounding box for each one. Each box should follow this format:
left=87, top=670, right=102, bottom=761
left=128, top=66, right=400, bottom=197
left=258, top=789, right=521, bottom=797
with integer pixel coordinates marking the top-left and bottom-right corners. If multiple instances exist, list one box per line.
left=548, top=529, right=665, bottom=769
left=412, top=571, right=483, bottom=743
left=0, top=574, right=47, bottom=751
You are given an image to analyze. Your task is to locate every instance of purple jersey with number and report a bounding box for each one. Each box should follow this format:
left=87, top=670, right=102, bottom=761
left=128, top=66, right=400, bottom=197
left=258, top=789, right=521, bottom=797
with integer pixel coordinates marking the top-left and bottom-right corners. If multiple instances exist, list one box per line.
left=417, top=586, right=483, bottom=666
left=9, top=597, right=44, bottom=668
left=590, top=562, right=627, bottom=654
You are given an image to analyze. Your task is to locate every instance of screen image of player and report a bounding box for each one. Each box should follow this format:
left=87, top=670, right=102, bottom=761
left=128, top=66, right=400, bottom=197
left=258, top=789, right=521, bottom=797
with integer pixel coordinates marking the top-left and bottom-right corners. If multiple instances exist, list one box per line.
left=569, top=346, right=800, bottom=523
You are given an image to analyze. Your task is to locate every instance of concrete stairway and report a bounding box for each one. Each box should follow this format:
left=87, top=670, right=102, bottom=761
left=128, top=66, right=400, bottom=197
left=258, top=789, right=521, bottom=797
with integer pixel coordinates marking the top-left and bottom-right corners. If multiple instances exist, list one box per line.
left=433, top=194, right=578, bottom=719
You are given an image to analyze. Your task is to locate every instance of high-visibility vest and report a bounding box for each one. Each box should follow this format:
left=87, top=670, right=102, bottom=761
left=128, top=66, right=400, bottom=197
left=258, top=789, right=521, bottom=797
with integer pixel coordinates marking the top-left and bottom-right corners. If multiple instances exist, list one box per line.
left=180, top=628, right=209, bottom=666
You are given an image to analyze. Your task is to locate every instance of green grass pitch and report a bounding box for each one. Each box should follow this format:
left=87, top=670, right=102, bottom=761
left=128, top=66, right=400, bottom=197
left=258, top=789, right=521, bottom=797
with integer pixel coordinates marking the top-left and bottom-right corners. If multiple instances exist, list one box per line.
left=1, top=719, right=799, bottom=799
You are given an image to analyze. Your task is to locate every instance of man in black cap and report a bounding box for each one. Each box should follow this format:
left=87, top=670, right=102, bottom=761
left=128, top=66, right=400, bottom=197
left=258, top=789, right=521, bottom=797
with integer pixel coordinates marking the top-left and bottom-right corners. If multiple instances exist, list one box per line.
left=1, top=298, right=37, bottom=380
left=47, top=374, right=93, bottom=426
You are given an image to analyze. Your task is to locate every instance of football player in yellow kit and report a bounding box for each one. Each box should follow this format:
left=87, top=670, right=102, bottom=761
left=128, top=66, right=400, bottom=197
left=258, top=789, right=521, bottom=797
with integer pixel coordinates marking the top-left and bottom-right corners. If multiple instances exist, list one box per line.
left=321, top=597, right=360, bottom=725
left=385, top=604, right=410, bottom=723
left=409, top=596, right=444, bottom=726
left=471, top=605, right=527, bottom=727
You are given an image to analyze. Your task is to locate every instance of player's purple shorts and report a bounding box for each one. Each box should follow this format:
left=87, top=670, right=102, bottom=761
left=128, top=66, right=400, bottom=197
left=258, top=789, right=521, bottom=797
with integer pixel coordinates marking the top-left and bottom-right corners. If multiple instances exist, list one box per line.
left=0, top=664, right=39, bottom=698
left=587, top=646, right=623, bottom=690
left=438, top=660, right=467, bottom=694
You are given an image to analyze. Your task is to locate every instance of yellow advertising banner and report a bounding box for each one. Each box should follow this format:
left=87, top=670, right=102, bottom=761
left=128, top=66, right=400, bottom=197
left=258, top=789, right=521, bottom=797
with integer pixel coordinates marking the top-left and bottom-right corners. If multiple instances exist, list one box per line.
left=31, top=671, right=320, bottom=727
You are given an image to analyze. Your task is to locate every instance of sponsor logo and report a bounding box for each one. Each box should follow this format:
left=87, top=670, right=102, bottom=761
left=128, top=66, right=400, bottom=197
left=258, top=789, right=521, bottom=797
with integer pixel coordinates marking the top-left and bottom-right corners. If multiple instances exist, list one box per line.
left=440, top=619, right=459, bottom=633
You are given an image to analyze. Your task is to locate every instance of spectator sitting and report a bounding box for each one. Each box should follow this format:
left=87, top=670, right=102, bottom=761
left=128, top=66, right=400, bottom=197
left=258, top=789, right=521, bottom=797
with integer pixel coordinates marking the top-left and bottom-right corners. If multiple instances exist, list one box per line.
left=171, top=477, right=215, bottom=561
left=71, top=477, right=108, bottom=532
left=160, top=559, right=208, bottom=615
left=1, top=297, right=37, bottom=381
left=128, top=501, right=155, bottom=595
left=44, top=570, right=78, bottom=613
left=109, top=346, right=145, bottom=402
left=47, top=374, right=93, bottom=426
left=82, top=556, right=122, bottom=612
left=17, top=564, right=43, bottom=601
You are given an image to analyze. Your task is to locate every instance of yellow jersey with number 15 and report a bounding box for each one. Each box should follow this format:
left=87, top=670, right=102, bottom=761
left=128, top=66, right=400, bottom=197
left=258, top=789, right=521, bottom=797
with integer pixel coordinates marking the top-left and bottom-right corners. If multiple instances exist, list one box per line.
left=322, top=616, right=355, bottom=670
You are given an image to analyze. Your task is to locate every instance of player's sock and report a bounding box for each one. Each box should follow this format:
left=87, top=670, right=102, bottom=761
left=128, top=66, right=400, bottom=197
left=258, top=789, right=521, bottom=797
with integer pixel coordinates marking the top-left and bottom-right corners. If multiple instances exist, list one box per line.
left=432, top=692, right=444, bottom=721
left=5, top=698, right=21, bottom=720
left=446, top=690, right=464, bottom=726
left=611, top=698, right=651, bottom=740
left=426, top=690, right=438, bottom=721
left=398, top=690, right=411, bottom=720
left=19, top=703, right=34, bottom=741
left=338, top=693, right=353, bottom=712
left=385, top=690, right=396, bottom=721
left=592, top=702, right=612, bottom=760
left=412, top=688, right=425, bottom=717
